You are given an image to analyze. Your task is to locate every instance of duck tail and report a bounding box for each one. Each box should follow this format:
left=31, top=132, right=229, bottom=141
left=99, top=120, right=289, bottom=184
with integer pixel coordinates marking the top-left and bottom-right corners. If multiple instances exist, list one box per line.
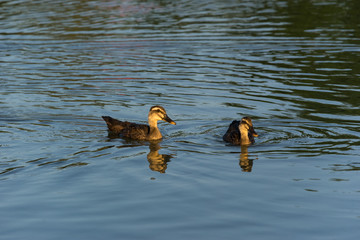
left=102, top=116, right=113, bottom=123
left=101, top=116, right=126, bottom=133
left=102, top=115, right=124, bottom=125
left=102, top=116, right=113, bottom=128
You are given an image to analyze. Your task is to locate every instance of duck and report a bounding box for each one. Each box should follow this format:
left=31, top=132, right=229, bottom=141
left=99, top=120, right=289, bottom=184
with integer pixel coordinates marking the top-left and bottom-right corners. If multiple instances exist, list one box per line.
left=223, top=117, right=258, bottom=145
left=102, top=105, right=176, bottom=140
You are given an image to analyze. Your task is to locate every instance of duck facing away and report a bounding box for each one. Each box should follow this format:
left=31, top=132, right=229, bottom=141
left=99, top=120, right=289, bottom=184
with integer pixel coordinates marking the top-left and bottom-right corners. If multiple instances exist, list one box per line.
left=223, top=117, right=258, bottom=145
left=102, top=106, right=176, bottom=140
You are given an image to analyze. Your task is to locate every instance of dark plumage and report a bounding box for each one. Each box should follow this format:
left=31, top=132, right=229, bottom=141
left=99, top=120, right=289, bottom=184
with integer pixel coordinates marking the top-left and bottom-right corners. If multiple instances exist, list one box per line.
left=101, top=116, right=149, bottom=139
left=102, top=105, right=176, bottom=140
left=223, top=120, right=242, bottom=145
left=223, top=117, right=258, bottom=145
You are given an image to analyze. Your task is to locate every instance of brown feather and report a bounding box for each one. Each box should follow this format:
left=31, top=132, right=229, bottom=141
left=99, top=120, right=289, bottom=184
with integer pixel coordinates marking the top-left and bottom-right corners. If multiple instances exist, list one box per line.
left=223, top=120, right=242, bottom=145
left=102, top=116, right=150, bottom=140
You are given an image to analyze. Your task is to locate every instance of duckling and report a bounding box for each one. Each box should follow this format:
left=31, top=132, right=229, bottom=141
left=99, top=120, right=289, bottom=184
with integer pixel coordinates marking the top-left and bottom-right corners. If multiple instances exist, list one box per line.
left=102, top=105, right=176, bottom=140
left=223, top=117, right=258, bottom=145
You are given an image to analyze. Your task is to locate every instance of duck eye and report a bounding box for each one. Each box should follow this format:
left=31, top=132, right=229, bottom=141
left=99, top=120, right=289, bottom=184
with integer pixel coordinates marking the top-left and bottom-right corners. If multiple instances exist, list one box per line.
left=157, top=111, right=165, bottom=117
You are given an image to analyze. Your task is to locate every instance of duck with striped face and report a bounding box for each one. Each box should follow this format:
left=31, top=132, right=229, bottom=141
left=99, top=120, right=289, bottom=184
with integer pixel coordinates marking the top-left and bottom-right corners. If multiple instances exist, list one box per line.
left=102, top=105, right=176, bottom=141
left=147, top=106, right=176, bottom=140
left=239, top=117, right=258, bottom=145
left=223, top=117, right=258, bottom=145
left=148, top=106, right=176, bottom=126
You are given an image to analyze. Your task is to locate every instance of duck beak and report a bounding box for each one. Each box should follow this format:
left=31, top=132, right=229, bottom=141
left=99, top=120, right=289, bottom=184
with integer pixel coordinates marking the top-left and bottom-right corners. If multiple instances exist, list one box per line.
left=164, top=115, right=176, bottom=125
left=250, top=126, right=258, bottom=137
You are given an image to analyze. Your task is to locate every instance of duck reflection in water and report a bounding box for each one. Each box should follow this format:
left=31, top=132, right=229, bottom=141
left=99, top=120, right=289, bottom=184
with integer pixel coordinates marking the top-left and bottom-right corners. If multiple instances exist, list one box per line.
left=239, top=145, right=254, bottom=172
left=223, top=117, right=258, bottom=172
left=147, top=141, right=173, bottom=173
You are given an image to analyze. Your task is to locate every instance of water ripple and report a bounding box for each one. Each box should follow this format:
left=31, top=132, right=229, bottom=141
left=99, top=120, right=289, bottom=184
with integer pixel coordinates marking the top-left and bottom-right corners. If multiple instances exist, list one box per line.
left=1, top=1, right=360, bottom=238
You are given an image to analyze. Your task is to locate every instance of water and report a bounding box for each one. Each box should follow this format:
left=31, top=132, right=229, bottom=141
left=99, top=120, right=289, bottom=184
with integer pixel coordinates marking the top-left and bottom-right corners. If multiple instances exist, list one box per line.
left=1, top=0, right=360, bottom=239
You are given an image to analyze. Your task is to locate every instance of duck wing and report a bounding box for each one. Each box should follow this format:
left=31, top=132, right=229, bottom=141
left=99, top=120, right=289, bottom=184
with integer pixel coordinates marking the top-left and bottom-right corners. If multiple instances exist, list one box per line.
left=102, top=116, right=131, bottom=134
left=121, top=123, right=150, bottom=140
left=102, top=116, right=150, bottom=140
left=223, top=120, right=241, bottom=145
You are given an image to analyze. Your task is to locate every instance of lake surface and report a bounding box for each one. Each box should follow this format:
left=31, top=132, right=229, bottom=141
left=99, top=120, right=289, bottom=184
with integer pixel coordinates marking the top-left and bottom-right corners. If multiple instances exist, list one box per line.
left=1, top=0, right=360, bottom=239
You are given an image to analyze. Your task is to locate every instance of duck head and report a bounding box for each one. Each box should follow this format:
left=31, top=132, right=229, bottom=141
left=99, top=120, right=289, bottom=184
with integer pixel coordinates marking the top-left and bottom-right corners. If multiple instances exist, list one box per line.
left=239, top=117, right=258, bottom=144
left=148, top=106, right=176, bottom=126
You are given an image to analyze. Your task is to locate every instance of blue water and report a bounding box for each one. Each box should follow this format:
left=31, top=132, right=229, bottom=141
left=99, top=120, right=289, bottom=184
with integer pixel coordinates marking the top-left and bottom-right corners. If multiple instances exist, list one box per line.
left=1, top=0, right=360, bottom=239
